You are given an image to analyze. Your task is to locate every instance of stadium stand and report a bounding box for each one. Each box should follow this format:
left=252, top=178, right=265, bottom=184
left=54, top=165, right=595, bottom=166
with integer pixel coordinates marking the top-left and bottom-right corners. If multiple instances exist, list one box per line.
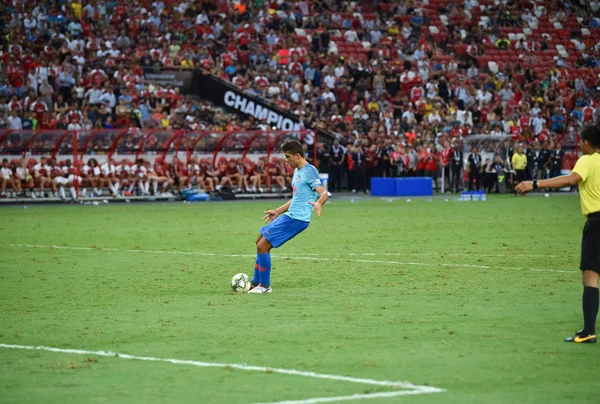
left=0, top=0, right=599, bottom=200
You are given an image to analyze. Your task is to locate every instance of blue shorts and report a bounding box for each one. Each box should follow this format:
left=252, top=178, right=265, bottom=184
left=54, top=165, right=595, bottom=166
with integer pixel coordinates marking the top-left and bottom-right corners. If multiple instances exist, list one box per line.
left=260, top=214, right=309, bottom=248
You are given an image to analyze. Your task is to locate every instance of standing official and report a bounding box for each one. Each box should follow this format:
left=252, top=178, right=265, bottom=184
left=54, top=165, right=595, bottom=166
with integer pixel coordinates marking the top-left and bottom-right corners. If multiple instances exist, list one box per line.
left=350, top=145, right=366, bottom=193
left=532, top=143, right=547, bottom=180
left=516, top=124, right=600, bottom=343
left=467, top=146, right=483, bottom=191
left=328, top=138, right=344, bottom=192
left=511, top=145, right=528, bottom=187
left=440, top=141, right=452, bottom=192
left=550, top=142, right=565, bottom=178
left=450, top=143, right=464, bottom=193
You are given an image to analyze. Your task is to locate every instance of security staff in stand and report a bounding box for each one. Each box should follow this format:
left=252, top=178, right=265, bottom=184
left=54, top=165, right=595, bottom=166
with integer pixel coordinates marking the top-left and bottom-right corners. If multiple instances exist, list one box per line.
left=525, top=143, right=535, bottom=180
left=350, top=145, right=366, bottom=193
left=516, top=124, right=600, bottom=344
left=450, top=143, right=464, bottom=193
left=328, top=138, right=345, bottom=192
left=532, top=142, right=547, bottom=180
left=550, top=142, right=565, bottom=178
left=467, top=146, right=483, bottom=191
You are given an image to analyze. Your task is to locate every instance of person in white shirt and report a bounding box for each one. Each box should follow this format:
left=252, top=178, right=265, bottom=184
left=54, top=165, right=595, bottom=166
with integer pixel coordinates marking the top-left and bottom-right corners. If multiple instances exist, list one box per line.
left=531, top=116, right=546, bottom=135
left=1, top=159, right=15, bottom=197
left=130, top=158, right=149, bottom=195
left=402, top=107, right=416, bottom=124
left=101, top=159, right=120, bottom=197
left=428, top=109, right=442, bottom=125
left=14, top=159, right=34, bottom=197
left=23, top=12, right=37, bottom=32
left=343, top=29, right=358, bottom=42
left=46, top=158, right=68, bottom=199
left=467, top=65, right=479, bottom=79
left=7, top=110, right=22, bottom=130
left=476, top=89, right=493, bottom=106
left=323, top=73, right=336, bottom=89
left=322, top=89, right=336, bottom=102
left=334, top=64, right=345, bottom=78
left=33, top=156, right=52, bottom=197
left=82, top=158, right=103, bottom=196
left=67, top=122, right=83, bottom=130
left=59, top=159, right=81, bottom=201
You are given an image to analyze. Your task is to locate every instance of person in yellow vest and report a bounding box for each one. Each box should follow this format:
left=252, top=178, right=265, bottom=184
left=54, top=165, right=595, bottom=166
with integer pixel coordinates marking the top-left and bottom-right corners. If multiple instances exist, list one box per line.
left=511, top=145, right=528, bottom=186
left=516, top=124, right=600, bottom=343
left=71, top=0, right=83, bottom=19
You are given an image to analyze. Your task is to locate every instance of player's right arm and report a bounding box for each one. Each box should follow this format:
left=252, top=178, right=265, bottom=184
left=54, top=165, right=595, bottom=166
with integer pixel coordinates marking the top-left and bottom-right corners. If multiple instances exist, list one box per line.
left=515, top=172, right=581, bottom=194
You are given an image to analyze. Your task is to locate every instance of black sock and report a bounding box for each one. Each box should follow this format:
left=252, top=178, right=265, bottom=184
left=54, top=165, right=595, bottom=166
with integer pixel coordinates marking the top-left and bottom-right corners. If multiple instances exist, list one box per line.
left=582, top=286, right=599, bottom=335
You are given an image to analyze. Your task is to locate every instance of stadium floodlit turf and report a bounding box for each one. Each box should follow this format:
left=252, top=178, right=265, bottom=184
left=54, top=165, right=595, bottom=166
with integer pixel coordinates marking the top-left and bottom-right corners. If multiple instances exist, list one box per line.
left=1, top=194, right=599, bottom=404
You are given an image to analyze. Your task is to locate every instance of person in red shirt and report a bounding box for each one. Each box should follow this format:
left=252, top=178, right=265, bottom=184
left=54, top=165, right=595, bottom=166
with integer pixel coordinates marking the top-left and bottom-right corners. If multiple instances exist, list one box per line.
left=168, top=156, right=187, bottom=194
left=583, top=104, right=595, bottom=123
left=30, top=96, right=49, bottom=123
left=266, top=158, right=286, bottom=191
left=364, top=144, right=378, bottom=193
left=424, top=142, right=439, bottom=190
left=440, top=140, right=452, bottom=191
left=416, top=145, right=429, bottom=177
left=249, top=158, right=267, bottom=193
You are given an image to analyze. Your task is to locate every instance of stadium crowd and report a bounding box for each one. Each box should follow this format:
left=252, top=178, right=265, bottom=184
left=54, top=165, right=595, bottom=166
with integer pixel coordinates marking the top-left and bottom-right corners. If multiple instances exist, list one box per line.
left=1, top=0, right=600, bottom=199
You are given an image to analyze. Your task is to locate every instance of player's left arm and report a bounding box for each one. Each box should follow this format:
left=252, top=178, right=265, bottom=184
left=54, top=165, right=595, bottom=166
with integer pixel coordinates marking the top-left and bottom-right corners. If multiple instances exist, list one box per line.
left=309, top=186, right=328, bottom=217
left=263, top=199, right=292, bottom=223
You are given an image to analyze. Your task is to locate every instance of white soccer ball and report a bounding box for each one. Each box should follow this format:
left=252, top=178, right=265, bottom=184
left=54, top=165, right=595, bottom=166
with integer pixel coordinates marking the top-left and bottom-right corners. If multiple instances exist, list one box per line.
left=231, top=273, right=251, bottom=293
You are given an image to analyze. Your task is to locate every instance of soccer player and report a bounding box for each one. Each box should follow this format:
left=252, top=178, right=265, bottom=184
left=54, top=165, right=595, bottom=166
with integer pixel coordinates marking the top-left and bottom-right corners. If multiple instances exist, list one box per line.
left=249, top=139, right=328, bottom=294
left=515, top=124, right=600, bottom=343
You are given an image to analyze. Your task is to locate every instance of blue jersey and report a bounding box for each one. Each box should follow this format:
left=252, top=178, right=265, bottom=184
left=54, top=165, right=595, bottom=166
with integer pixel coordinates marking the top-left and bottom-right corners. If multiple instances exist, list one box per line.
left=285, top=163, right=322, bottom=222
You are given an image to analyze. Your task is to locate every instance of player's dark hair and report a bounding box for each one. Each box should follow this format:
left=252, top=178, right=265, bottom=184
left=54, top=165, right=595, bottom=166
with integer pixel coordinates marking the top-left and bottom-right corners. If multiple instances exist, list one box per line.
left=581, top=124, right=600, bottom=148
left=281, top=139, right=304, bottom=156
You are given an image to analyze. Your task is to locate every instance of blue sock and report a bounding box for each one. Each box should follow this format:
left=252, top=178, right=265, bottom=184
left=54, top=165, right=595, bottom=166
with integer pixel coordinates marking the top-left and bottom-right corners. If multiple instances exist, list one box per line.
left=252, top=256, right=260, bottom=284
left=257, top=252, right=271, bottom=287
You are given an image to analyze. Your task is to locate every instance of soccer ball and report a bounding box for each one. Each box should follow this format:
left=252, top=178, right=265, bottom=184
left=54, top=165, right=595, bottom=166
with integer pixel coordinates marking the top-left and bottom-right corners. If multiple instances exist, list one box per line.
left=231, top=273, right=251, bottom=293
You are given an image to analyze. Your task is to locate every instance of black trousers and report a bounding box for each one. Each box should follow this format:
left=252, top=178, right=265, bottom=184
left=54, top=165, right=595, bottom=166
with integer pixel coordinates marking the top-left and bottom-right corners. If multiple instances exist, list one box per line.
left=451, top=166, right=462, bottom=192
left=468, top=169, right=481, bottom=191
left=551, top=165, right=562, bottom=178
left=365, top=167, right=376, bottom=191
left=351, top=167, right=366, bottom=192
left=485, top=173, right=499, bottom=193
left=329, top=164, right=343, bottom=192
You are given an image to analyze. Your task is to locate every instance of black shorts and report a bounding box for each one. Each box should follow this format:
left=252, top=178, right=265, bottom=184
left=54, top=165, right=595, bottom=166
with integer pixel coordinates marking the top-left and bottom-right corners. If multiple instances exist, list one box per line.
left=581, top=212, right=600, bottom=273
left=516, top=170, right=526, bottom=182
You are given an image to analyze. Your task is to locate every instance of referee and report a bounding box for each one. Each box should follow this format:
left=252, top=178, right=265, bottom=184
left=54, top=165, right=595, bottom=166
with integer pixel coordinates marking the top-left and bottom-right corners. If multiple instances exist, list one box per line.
left=516, top=124, right=600, bottom=343
left=511, top=145, right=528, bottom=187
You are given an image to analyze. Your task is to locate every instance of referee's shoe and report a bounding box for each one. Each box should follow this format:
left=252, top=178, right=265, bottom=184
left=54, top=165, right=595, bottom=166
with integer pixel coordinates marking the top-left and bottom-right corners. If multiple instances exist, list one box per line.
left=564, top=330, right=597, bottom=343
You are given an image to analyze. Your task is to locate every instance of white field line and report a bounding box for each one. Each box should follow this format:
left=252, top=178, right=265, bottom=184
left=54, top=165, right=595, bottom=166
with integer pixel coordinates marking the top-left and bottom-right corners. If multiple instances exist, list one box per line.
left=0, top=344, right=444, bottom=404
left=255, top=389, right=440, bottom=404
left=1, top=243, right=575, bottom=273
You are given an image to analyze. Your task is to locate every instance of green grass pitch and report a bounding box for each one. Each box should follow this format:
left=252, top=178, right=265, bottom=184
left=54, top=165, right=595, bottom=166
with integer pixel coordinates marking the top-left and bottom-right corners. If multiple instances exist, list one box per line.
left=1, top=195, right=599, bottom=404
